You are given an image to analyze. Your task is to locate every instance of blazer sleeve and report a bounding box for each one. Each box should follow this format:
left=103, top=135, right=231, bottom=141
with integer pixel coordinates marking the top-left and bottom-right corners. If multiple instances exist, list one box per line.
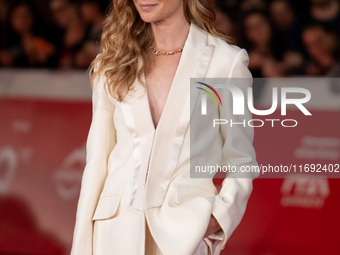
left=71, top=70, right=116, bottom=255
left=210, top=48, right=259, bottom=249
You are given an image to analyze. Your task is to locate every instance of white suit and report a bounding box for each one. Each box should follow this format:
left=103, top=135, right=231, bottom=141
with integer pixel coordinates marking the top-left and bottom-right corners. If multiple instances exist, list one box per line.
left=71, top=23, right=258, bottom=255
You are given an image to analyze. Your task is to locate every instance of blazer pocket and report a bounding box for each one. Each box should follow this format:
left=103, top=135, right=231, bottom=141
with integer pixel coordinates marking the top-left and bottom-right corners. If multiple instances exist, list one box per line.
left=174, top=183, right=217, bottom=205
left=92, top=195, right=122, bottom=221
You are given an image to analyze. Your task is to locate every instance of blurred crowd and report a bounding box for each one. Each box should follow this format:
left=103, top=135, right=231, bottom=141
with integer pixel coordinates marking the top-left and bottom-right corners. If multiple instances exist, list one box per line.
left=0, top=0, right=339, bottom=77
left=215, top=0, right=340, bottom=77
left=0, top=0, right=107, bottom=69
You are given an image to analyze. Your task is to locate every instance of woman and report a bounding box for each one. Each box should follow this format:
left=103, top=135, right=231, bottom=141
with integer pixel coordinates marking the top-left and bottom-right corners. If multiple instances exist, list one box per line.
left=71, top=0, right=258, bottom=255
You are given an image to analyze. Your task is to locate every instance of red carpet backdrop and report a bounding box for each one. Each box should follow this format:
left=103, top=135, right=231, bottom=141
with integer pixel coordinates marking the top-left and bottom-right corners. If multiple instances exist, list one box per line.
left=0, top=71, right=339, bottom=255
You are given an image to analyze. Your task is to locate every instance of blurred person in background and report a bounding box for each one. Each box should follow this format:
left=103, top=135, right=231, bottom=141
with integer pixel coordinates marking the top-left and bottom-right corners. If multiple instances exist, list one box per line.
left=0, top=1, right=56, bottom=68
left=0, top=0, right=9, bottom=51
left=214, top=0, right=241, bottom=26
left=0, top=0, right=7, bottom=26
left=240, top=0, right=266, bottom=12
left=285, top=0, right=340, bottom=75
left=309, top=0, right=340, bottom=30
left=302, top=24, right=340, bottom=76
left=50, top=0, right=86, bottom=69
left=309, top=0, right=340, bottom=48
left=269, top=0, right=295, bottom=35
left=74, top=0, right=107, bottom=68
left=269, top=0, right=304, bottom=76
left=239, top=9, right=286, bottom=77
left=214, top=7, right=236, bottom=40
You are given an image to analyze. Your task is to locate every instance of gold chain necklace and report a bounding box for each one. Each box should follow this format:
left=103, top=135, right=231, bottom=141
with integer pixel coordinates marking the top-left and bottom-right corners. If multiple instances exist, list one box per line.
left=150, top=46, right=184, bottom=56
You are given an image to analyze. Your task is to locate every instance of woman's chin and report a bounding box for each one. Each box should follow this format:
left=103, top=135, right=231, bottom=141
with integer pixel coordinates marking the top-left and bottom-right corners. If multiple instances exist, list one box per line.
left=139, top=15, right=159, bottom=23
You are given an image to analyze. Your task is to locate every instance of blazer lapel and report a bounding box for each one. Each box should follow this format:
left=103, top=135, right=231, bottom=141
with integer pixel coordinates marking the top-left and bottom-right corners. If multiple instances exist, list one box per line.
left=145, top=23, right=215, bottom=208
left=119, top=71, right=154, bottom=211
left=119, top=24, right=215, bottom=210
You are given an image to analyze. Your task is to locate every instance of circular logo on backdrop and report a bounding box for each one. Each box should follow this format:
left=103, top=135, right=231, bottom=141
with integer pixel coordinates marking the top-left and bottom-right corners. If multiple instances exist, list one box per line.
left=54, top=145, right=85, bottom=200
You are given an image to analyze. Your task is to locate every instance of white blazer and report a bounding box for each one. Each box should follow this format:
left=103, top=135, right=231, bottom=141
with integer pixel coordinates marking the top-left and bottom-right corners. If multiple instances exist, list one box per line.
left=71, top=23, right=258, bottom=255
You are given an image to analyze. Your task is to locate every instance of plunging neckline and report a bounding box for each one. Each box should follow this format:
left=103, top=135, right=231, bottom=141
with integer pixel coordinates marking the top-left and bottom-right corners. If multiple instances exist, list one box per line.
left=144, top=45, right=187, bottom=132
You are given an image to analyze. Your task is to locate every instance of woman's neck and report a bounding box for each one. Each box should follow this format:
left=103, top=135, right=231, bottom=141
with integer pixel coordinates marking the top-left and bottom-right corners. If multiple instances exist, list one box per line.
left=151, top=15, right=190, bottom=51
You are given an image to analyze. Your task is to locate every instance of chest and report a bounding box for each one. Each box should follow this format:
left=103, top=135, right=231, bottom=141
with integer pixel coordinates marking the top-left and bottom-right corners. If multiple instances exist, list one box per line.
left=145, top=55, right=181, bottom=127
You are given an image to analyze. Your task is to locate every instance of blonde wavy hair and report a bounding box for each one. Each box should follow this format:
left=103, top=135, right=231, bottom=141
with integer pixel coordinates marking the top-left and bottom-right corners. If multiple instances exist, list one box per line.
left=91, top=0, right=231, bottom=101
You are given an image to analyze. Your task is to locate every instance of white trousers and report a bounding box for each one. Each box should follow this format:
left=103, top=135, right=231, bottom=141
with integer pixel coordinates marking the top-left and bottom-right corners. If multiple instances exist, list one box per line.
left=145, top=217, right=222, bottom=255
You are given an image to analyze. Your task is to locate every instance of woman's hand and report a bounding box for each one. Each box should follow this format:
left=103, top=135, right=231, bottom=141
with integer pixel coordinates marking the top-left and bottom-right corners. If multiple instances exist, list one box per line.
left=204, top=215, right=222, bottom=238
